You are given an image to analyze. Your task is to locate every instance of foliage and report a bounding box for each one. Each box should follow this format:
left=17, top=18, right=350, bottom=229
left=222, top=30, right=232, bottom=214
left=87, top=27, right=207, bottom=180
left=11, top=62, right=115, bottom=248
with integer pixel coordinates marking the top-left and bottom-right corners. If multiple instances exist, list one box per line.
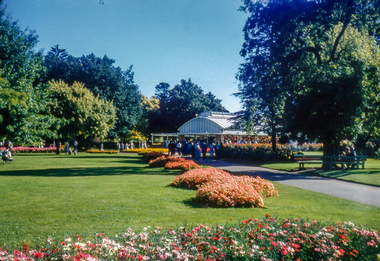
left=49, top=80, right=117, bottom=139
left=237, top=0, right=380, bottom=160
left=149, top=79, right=228, bottom=133
left=134, top=95, right=160, bottom=138
left=125, top=129, right=146, bottom=142
left=43, top=48, right=143, bottom=140
left=297, top=143, right=324, bottom=152
left=374, top=149, right=380, bottom=160
left=0, top=4, right=60, bottom=144
left=0, top=217, right=379, bottom=260
left=222, top=143, right=294, bottom=161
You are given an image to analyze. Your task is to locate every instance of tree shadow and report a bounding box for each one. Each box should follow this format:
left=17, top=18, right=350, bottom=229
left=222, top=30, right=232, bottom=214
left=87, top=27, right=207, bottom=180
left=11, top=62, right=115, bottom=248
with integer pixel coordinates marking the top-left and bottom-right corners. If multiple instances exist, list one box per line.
left=182, top=198, right=206, bottom=208
left=0, top=166, right=181, bottom=177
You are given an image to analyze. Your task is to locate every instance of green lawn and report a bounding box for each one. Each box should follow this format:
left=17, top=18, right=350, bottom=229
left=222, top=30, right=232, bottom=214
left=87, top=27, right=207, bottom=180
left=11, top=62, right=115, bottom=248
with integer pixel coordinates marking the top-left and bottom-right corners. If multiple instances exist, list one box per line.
left=1, top=153, right=379, bottom=248
left=317, top=158, right=380, bottom=186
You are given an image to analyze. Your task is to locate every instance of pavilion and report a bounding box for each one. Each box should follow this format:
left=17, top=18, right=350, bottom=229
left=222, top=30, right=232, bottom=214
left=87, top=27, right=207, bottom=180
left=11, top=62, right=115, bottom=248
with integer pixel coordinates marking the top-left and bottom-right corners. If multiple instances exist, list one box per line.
left=150, top=111, right=267, bottom=144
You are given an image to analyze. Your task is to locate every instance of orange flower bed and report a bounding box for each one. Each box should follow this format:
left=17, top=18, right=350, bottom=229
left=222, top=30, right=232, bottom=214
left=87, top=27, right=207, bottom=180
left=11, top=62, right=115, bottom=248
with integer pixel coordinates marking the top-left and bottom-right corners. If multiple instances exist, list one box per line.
left=164, top=158, right=200, bottom=170
left=172, top=167, right=278, bottom=208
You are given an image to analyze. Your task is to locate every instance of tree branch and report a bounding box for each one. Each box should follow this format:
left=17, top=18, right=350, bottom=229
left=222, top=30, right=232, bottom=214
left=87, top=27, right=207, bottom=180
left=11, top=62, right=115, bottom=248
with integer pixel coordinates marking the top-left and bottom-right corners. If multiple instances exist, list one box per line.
left=330, top=0, right=355, bottom=62
left=306, top=45, right=322, bottom=66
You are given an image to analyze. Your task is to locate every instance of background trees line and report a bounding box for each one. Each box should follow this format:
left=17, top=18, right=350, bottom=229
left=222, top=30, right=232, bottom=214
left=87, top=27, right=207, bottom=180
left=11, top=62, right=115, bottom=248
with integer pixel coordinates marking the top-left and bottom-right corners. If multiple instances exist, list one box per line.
left=0, top=3, right=227, bottom=146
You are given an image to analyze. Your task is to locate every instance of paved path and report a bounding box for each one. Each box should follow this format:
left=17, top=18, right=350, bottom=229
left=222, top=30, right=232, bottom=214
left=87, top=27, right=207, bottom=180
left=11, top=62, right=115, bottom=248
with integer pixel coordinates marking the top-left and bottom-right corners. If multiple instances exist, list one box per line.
left=194, top=159, right=380, bottom=208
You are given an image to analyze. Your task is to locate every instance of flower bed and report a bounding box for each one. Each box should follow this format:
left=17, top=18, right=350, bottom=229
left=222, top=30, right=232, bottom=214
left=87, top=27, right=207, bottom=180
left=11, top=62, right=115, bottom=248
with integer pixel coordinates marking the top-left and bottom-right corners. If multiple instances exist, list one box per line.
left=164, top=158, right=200, bottom=170
left=298, top=143, right=324, bottom=152
left=141, top=152, right=166, bottom=161
left=1, top=217, right=378, bottom=260
left=128, top=148, right=169, bottom=154
left=86, top=150, right=119, bottom=154
left=1, top=146, right=63, bottom=153
left=222, top=143, right=294, bottom=161
left=172, top=167, right=278, bottom=208
left=148, top=155, right=171, bottom=167
left=149, top=156, right=199, bottom=170
left=172, top=167, right=230, bottom=189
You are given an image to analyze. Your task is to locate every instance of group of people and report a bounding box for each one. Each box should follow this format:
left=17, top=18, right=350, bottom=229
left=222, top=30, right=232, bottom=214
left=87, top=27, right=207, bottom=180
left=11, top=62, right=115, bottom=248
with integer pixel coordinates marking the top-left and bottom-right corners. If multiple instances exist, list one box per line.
left=64, top=140, right=78, bottom=155
left=1, top=140, right=13, bottom=164
left=166, top=140, right=223, bottom=161
left=340, top=145, right=357, bottom=169
left=117, top=141, right=148, bottom=152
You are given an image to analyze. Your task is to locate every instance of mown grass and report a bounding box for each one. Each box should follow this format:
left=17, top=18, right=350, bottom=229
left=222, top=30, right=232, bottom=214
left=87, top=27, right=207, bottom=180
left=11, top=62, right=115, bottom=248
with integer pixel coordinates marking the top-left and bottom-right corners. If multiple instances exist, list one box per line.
left=1, top=153, right=379, bottom=248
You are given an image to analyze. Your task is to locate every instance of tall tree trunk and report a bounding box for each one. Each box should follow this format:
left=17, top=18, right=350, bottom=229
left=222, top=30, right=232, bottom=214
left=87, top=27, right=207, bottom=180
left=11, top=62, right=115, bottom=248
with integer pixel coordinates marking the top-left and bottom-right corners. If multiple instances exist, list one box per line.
left=271, top=110, right=276, bottom=151
left=56, top=138, right=60, bottom=154
left=271, top=123, right=276, bottom=151
left=322, top=139, right=334, bottom=170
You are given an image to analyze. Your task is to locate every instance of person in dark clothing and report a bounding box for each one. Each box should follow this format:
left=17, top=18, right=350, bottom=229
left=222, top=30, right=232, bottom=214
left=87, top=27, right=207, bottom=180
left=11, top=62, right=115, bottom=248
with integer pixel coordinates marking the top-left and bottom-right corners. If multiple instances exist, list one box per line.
left=215, top=141, right=221, bottom=161
left=169, top=141, right=176, bottom=156
left=191, top=142, right=195, bottom=158
left=201, top=141, right=208, bottom=160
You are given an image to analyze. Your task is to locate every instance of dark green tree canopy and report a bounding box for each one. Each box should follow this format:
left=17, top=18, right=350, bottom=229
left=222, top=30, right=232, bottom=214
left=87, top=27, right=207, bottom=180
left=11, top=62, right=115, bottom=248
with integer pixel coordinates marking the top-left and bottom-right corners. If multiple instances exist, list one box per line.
left=150, top=79, right=228, bottom=133
left=237, top=0, right=380, bottom=158
left=43, top=49, right=142, bottom=140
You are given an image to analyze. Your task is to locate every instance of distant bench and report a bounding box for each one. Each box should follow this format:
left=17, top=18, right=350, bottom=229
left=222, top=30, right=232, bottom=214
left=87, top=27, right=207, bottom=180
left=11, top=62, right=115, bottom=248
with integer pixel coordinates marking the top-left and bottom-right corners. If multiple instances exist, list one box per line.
left=324, top=155, right=368, bottom=170
left=294, top=154, right=368, bottom=170
left=294, top=154, right=323, bottom=169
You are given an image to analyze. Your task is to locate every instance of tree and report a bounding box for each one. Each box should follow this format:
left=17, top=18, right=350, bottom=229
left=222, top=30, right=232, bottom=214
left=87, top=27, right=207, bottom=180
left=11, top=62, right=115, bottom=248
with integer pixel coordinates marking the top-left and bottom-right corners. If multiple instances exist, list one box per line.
left=133, top=95, right=159, bottom=140
left=43, top=50, right=143, bottom=141
left=0, top=4, right=59, bottom=145
left=150, top=79, right=228, bottom=133
left=236, top=0, right=291, bottom=150
left=49, top=80, right=117, bottom=140
left=238, top=0, right=380, bottom=164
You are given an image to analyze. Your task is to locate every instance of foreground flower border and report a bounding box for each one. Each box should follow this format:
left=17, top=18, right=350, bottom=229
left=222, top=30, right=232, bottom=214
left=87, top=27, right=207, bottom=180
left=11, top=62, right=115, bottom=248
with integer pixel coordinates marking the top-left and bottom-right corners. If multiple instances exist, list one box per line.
left=1, top=216, right=378, bottom=261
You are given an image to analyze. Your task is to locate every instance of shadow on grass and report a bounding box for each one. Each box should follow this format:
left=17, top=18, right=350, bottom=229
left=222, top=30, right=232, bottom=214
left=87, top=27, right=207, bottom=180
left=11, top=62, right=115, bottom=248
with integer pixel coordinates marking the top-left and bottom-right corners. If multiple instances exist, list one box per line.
left=17, top=154, right=140, bottom=159
left=182, top=198, right=205, bottom=208
left=322, top=170, right=380, bottom=177
left=182, top=198, right=269, bottom=209
left=0, top=166, right=182, bottom=177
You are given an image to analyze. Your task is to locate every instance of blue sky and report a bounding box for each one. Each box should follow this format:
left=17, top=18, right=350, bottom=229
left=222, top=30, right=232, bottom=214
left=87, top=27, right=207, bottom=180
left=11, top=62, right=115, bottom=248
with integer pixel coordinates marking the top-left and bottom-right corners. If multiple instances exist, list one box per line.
left=4, top=0, right=248, bottom=112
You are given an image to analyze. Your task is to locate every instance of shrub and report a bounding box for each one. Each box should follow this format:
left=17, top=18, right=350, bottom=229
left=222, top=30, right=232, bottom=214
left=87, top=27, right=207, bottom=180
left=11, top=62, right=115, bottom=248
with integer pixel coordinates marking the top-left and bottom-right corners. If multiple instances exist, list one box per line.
left=196, top=178, right=265, bottom=208
left=172, top=167, right=229, bottom=189
left=164, top=158, right=200, bottom=170
left=173, top=167, right=278, bottom=208
left=148, top=155, right=170, bottom=167
left=222, top=143, right=294, bottom=160
left=141, top=152, right=166, bottom=161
